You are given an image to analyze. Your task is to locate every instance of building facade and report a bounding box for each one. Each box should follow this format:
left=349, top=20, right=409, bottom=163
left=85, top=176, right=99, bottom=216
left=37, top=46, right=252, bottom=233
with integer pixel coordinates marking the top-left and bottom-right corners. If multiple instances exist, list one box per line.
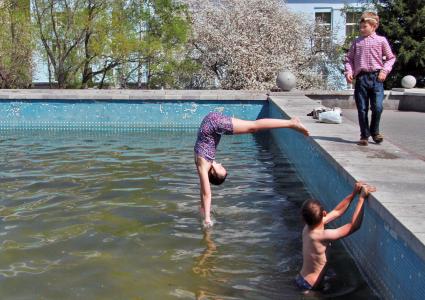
left=286, top=0, right=366, bottom=44
left=286, top=1, right=371, bottom=89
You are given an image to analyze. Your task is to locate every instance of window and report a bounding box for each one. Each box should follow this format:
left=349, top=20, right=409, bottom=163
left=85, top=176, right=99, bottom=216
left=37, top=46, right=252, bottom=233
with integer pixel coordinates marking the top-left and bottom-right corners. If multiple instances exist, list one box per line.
left=314, top=11, right=332, bottom=51
left=315, top=12, right=332, bottom=32
left=346, top=11, right=362, bottom=37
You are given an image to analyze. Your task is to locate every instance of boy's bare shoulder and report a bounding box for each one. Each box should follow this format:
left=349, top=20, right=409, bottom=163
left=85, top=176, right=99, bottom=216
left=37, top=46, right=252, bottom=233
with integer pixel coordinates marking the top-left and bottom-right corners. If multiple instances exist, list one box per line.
left=308, top=227, right=339, bottom=243
left=305, top=227, right=325, bottom=240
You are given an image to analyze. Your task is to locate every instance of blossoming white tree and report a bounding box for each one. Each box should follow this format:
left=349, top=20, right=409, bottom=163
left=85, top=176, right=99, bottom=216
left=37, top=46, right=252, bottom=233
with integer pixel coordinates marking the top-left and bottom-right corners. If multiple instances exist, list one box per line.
left=185, top=0, right=340, bottom=90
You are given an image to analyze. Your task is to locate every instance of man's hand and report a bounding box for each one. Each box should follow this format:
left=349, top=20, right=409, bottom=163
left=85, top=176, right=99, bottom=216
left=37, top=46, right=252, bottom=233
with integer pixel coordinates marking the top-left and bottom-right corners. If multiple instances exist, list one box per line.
left=378, top=71, right=387, bottom=82
left=346, top=73, right=353, bottom=84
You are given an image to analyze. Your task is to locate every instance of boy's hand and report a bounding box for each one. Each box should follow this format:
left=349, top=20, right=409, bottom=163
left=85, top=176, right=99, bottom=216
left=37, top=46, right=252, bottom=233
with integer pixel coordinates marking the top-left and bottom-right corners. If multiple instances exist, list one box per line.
left=354, top=181, right=364, bottom=194
left=361, top=185, right=377, bottom=197
left=346, top=73, right=353, bottom=84
left=378, top=71, right=387, bottom=82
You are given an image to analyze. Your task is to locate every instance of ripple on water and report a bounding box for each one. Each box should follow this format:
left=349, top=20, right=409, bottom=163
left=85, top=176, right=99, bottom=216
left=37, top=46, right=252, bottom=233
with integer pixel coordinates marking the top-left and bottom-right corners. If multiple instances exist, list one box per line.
left=0, top=258, right=62, bottom=277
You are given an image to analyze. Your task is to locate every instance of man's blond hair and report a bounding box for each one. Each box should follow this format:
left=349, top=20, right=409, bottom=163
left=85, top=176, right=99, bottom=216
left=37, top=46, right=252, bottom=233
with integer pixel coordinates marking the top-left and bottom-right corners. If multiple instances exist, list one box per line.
left=360, top=12, right=379, bottom=27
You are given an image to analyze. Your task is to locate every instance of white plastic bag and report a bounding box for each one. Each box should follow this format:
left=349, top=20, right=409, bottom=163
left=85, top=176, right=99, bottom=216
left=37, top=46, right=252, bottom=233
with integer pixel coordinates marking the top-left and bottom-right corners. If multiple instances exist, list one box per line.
left=333, top=107, right=342, bottom=116
left=318, top=110, right=342, bottom=124
left=313, top=107, right=328, bottom=119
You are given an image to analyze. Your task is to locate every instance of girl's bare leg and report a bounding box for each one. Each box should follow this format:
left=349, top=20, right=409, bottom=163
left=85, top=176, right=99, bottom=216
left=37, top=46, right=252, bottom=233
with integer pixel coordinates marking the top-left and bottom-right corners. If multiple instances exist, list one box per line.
left=232, top=117, right=309, bottom=136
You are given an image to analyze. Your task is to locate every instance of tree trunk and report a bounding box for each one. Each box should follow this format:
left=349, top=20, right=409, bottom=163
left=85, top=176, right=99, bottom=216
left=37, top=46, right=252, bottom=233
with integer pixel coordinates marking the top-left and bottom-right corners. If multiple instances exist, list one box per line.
left=47, top=55, right=53, bottom=88
left=81, top=2, right=94, bottom=89
left=99, top=70, right=107, bottom=89
left=57, top=66, right=66, bottom=88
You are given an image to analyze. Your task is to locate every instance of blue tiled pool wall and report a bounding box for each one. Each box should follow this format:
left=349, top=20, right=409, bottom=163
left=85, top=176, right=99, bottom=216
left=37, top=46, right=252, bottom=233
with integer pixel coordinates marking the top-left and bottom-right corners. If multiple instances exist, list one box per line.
left=268, top=103, right=425, bottom=300
left=0, top=100, right=268, bottom=131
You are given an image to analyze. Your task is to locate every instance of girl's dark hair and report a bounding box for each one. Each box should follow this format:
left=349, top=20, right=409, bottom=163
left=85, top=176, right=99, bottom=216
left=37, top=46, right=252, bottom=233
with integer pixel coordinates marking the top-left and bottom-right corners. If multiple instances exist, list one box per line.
left=301, top=199, right=324, bottom=227
left=208, top=167, right=227, bottom=185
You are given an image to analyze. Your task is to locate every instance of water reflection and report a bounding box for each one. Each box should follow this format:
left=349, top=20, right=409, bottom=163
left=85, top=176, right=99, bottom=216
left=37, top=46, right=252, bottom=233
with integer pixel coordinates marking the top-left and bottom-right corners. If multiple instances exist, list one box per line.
left=193, top=230, right=219, bottom=299
left=193, top=230, right=217, bottom=279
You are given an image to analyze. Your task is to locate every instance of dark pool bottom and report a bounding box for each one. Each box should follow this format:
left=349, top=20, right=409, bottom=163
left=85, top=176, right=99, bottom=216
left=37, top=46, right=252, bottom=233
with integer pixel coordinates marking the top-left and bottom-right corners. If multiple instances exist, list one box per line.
left=0, top=130, right=378, bottom=299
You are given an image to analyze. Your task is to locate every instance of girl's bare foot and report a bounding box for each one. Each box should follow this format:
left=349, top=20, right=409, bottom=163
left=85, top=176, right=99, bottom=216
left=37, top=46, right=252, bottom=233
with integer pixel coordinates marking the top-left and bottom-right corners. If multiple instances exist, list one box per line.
left=291, top=117, right=309, bottom=136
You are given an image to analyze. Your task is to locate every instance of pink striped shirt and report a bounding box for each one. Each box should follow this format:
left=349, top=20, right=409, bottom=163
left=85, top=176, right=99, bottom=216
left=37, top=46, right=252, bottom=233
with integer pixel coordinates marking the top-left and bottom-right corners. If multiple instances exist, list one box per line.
left=345, top=33, right=396, bottom=77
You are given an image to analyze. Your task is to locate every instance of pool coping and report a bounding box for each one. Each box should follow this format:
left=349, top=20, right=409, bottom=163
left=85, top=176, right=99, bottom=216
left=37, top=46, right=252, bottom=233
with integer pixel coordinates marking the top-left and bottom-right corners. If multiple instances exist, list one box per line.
left=268, top=94, right=425, bottom=263
left=0, top=89, right=269, bottom=101
left=3, top=88, right=424, bottom=112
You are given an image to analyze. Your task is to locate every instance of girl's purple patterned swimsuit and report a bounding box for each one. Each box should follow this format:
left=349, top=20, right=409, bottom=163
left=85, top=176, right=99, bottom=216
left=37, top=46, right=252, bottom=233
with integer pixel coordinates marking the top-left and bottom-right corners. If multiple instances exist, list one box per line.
left=194, top=112, right=234, bottom=162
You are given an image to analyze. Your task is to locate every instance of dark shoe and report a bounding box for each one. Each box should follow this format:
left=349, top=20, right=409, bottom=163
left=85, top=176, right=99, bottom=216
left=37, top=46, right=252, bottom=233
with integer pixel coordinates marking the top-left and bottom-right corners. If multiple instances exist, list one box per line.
left=372, top=134, right=384, bottom=144
left=357, top=138, right=368, bottom=146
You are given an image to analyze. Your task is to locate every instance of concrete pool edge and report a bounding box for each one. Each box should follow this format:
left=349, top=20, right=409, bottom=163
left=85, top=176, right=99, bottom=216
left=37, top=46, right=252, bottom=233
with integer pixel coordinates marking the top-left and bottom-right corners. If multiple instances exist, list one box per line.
left=269, top=95, right=425, bottom=299
left=2, top=88, right=424, bottom=111
left=0, top=89, right=269, bottom=101
left=271, top=89, right=425, bottom=112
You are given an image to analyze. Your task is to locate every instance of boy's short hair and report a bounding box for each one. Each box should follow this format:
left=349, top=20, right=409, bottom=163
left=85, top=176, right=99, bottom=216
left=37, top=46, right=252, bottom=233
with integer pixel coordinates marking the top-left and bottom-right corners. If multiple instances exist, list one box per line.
left=360, top=12, right=379, bottom=27
left=301, top=199, right=324, bottom=227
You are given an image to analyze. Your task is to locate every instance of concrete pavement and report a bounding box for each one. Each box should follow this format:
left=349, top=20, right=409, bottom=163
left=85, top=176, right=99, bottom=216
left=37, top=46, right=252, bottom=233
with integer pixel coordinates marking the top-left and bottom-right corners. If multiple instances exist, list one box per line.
left=343, top=109, right=425, bottom=161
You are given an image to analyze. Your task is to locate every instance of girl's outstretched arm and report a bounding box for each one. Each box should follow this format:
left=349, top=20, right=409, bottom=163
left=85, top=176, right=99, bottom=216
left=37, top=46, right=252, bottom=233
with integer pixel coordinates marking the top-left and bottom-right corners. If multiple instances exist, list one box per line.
left=196, top=157, right=213, bottom=225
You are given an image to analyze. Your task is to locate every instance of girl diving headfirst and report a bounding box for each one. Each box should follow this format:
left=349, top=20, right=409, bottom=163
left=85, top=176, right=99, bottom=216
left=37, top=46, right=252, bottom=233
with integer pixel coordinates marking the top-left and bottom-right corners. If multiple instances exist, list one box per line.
left=194, top=112, right=309, bottom=229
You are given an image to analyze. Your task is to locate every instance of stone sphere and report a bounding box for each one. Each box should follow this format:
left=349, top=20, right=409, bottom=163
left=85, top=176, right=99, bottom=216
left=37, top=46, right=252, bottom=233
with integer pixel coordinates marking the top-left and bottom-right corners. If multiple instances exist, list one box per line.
left=276, top=71, right=296, bottom=91
left=401, top=75, right=416, bottom=89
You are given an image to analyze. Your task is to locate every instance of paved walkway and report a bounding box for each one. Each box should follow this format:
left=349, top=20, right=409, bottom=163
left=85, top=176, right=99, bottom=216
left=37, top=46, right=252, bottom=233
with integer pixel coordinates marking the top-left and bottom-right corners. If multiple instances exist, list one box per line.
left=343, top=109, right=425, bottom=160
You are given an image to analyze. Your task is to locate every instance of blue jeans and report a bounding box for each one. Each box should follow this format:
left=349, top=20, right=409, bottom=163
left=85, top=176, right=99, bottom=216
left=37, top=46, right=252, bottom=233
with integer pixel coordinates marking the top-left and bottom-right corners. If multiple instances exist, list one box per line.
left=354, top=71, right=384, bottom=139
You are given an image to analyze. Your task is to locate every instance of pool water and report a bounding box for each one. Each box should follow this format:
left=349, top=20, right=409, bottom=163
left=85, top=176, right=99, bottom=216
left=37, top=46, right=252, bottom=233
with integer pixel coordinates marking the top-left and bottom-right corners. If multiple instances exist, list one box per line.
left=0, top=130, right=378, bottom=299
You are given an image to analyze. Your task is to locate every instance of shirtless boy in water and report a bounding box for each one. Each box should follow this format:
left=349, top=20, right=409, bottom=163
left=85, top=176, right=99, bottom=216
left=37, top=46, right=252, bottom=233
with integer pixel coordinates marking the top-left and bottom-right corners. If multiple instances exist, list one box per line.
left=296, top=182, right=376, bottom=291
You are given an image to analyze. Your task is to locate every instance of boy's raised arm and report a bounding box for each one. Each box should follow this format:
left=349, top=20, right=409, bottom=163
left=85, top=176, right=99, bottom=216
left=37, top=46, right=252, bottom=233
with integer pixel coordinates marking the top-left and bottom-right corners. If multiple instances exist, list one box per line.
left=321, top=185, right=375, bottom=241
left=323, top=182, right=363, bottom=224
